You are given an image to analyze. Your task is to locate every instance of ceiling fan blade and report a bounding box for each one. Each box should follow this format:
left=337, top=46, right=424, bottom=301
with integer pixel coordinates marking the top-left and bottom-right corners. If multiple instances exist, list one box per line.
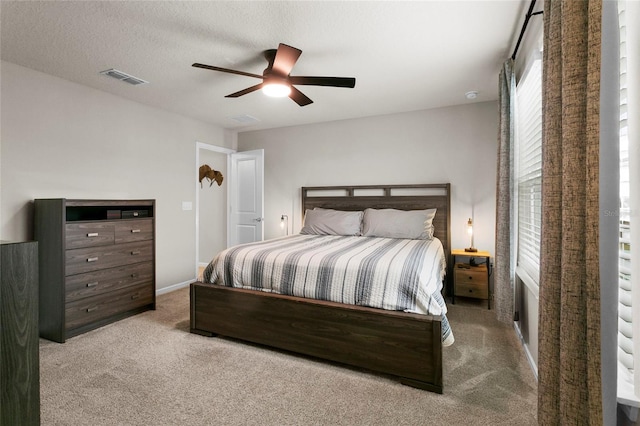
left=192, top=63, right=262, bottom=79
left=271, top=44, right=302, bottom=77
left=289, top=86, right=313, bottom=106
left=288, top=76, right=356, bottom=88
left=225, top=83, right=264, bottom=98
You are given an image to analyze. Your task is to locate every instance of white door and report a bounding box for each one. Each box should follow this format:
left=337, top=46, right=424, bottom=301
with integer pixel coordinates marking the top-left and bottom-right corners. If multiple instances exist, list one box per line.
left=228, top=149, right=264, bottom=246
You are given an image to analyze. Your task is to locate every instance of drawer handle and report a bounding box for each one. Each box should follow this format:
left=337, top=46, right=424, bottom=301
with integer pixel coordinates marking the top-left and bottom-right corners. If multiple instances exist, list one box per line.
left=131, top=294, right=139, bottom=300
left=131, top=229, right=141, bottom=233
left=131, top=273, right=139, bottom=278
left=131, top=251, right=141, bottom=256
left=87, top=257, right=98, bottom=262
left=86, top=307, right=98, bottom=313
left=469, top=289, right=473, bottom=293
left=468, top=276, right=472, bottom=280
left=87, top=232, right=99, bottom=237
left=133, top=212, right=139, bottom=217
left=86, top=282, right=98, bottom=288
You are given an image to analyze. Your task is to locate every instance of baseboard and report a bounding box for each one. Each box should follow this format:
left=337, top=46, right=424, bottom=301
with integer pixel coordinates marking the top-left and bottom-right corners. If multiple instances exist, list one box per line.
left=513, top=322, right=538, bottom=381
left=156, top=279, right=192, bottom=296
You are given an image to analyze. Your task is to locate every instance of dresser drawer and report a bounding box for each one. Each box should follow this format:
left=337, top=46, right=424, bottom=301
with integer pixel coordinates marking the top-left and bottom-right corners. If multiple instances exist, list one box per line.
left=115, top=219, right=153, bottom=243
left=65, top=262, right=154, bottom=302
left=65, top=223, right=115, bottom=249
left=65, top=282, right=154, bottom=331
left=65, top=240, right=154, bottom=276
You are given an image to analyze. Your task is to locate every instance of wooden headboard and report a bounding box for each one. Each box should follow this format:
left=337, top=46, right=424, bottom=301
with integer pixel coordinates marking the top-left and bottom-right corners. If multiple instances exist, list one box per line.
left=301, top=184, right=452, bottom=284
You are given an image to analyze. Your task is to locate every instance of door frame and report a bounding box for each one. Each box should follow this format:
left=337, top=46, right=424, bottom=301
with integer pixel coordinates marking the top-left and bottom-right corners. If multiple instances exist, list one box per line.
left=195, top=141, right=235, bottom=279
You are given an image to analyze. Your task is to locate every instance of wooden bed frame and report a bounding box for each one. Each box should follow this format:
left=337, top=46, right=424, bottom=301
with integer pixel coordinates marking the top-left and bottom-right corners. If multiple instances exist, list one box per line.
left=190, top=183, right=451, bottom=393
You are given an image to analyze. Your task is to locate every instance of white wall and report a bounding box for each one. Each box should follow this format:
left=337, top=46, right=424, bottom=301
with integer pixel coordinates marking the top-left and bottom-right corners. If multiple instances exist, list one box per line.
left=198, top=149, right=227, bottom=264
left=0, top=61, right=235, bottom=291
left=238, top=101, right=498, bottom=256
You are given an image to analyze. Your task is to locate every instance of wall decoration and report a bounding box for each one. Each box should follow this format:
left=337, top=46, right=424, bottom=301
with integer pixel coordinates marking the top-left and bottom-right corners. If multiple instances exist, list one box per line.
left=199, top=164, right=224, bottom=187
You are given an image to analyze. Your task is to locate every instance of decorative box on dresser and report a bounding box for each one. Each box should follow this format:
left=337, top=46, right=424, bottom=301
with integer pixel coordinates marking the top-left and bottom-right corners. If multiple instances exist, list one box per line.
left=1, top=241, right=40, bottom=425
left=34, top=199, right=156, bottom=343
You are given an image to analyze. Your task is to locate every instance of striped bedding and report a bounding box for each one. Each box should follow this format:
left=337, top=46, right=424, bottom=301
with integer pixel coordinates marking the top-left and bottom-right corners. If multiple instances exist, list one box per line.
left=202, top=234, right=454, bottom=346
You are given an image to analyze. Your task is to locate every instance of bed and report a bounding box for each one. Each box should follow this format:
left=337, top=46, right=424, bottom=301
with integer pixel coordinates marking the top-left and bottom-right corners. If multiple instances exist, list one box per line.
left=190, top=183, right=452, bottom=393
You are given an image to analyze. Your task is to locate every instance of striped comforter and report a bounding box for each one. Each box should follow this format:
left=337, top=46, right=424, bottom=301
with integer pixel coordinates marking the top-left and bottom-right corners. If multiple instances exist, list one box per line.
left=202, top=234, right=454, bottom=346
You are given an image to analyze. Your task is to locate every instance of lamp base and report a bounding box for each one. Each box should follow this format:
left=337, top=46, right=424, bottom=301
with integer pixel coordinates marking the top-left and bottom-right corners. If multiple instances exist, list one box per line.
left=464, top=247, right=478, bottom=253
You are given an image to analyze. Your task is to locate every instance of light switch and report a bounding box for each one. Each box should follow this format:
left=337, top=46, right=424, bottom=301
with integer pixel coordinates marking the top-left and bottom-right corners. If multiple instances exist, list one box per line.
left=182, top=201, right=193, bottom=211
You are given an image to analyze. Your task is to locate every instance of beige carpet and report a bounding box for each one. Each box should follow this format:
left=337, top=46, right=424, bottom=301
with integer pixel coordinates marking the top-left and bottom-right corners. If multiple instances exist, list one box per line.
left=40, top=288, right=538, bottom=425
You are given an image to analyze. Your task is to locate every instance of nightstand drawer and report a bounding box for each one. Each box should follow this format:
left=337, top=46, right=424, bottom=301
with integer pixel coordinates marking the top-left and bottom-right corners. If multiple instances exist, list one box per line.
left=455, top=281, right=489, bottom=299
left=454, top=266, right=487, bottom=285
left=454, top=263, right=489, bottom=300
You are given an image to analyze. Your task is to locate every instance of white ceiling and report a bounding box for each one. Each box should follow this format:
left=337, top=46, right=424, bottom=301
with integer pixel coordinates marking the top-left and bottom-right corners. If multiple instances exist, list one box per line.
left=1, top=1, right=527, bottom=132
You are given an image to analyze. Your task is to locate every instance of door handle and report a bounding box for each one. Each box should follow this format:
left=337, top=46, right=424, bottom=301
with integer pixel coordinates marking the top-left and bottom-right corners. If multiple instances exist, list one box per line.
left=253, top=217, right=264, bottom=222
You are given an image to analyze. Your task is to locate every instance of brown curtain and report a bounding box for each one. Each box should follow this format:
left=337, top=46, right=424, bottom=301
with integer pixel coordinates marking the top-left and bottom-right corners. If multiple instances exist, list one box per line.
left=494, top=59, right=515, bottom=324
left=538, top=0, right=603, bottom=424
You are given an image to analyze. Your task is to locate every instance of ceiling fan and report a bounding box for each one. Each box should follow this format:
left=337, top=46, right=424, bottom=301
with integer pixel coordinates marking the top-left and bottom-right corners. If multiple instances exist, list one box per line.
left=192, top=43, right=356, bottom=107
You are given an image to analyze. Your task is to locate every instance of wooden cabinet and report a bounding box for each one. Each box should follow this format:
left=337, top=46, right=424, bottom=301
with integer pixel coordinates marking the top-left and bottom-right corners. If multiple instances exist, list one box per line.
left=34, top=199, right=156, bottom=343
left=1, top=241, right=40, bottom=425
left=454, top=264, right=489, bottom=297
left=452, top=249, right=491, bottom=309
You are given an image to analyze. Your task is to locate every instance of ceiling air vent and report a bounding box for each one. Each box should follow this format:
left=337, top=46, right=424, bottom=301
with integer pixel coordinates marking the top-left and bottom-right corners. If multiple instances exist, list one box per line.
left=230, top=114, right=259, bottom=125
left=99, top=68, right=148, bottom=86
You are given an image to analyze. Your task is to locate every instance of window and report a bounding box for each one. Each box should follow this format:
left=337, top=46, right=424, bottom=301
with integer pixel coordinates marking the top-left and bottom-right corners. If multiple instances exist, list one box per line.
left=515, top=58, right=543, bottom=291
left=617, top=0, right=639, bottom=407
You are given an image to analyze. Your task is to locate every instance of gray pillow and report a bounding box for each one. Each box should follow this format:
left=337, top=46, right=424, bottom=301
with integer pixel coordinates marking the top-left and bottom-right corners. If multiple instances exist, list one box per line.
left=362, top=208, right=437, bottom=239
left=300, top=208, right=363, bottom=236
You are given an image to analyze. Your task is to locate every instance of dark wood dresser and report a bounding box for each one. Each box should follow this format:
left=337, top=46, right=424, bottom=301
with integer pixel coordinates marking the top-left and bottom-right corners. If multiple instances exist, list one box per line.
left=1, top=240, right=40, bottom=425
left=34, top=199, right=156, bottom=343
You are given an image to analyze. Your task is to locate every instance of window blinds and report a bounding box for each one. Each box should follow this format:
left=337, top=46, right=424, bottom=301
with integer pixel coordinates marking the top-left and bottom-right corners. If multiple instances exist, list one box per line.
left=617, top=0, right=639, bottom=405
left=515, top=59, right=543, bottom=288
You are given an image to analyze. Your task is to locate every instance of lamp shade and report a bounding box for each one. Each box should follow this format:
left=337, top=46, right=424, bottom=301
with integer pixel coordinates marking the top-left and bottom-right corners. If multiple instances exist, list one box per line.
left=465, top=217, right=477, bottom=252
left=280, top=214, right=289, bottom=235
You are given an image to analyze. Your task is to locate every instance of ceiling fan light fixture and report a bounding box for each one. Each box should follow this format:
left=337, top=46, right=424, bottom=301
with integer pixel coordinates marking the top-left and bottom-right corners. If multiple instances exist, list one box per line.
left=193, top=43, right=355, bottom=106
left=262, top=82, right=291, bottom=98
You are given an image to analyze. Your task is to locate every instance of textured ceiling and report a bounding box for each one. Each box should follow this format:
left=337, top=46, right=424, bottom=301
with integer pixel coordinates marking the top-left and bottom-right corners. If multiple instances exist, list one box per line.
left=1, top=1, right=527, bottom=132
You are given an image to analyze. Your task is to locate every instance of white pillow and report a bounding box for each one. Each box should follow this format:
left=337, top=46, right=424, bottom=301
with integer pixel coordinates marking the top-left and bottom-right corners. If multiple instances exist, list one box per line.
left=362, top=208, right=437, bottom=239
left=300, top=208, right=363, bottom=236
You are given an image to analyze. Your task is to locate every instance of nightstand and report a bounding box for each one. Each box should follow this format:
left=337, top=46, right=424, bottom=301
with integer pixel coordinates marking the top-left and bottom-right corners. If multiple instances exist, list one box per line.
left=451, top=249, right=491, bottom=309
